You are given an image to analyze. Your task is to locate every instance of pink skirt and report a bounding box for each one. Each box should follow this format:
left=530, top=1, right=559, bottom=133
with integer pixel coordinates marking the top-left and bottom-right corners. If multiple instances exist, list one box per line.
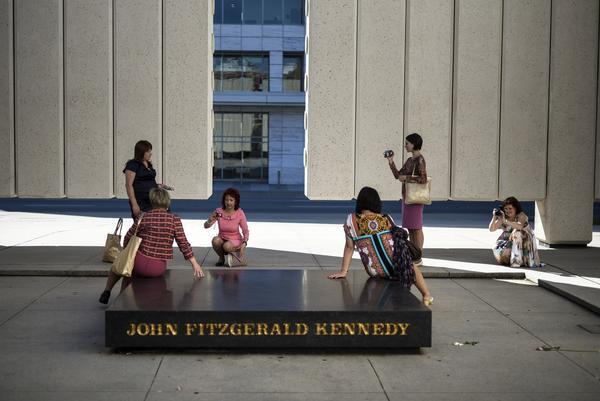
left=132, top=252, right=167, bottom=278
left=401, top=200, right=424, bottom=229
left=219, top=236, right=243, bottom=249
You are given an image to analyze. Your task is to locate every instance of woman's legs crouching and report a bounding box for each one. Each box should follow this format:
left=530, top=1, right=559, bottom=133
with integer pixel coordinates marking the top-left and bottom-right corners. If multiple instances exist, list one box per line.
left=212, top=236, right=226, bottom=265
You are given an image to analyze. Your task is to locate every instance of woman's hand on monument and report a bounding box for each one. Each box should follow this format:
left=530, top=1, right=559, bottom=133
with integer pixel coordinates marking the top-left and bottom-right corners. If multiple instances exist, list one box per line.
left=328, top=271, right=347, bottom=279
left=192, top=261, right=205, bottom=278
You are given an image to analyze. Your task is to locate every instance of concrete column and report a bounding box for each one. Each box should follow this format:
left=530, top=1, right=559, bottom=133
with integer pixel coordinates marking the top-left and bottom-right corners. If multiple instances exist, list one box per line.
left=535, top=0, right=599, bottom=246
left=0, top=0, right=14, bottom=196
left=451, top=0, right=502, bottom=200
left=354, top=0, right=404, bottom=201
left=304, top=0, right=356, bottom=200
left=15, top=0, right=64, bottom=197
left=597, top=44, right=600, bottom=202
left=163, top=0, right=213, bottom=199
left=114, top=0, right=162, bottom=198
left=404, top=0, right=453, bottom=200
left=65, top=0, right=113, bottom=198
left=499, top=0, right=550, bottom=201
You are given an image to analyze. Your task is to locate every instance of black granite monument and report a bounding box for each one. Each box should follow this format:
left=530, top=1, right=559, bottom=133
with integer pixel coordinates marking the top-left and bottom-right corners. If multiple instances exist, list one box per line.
left=105, top=270, right=431, bottom=348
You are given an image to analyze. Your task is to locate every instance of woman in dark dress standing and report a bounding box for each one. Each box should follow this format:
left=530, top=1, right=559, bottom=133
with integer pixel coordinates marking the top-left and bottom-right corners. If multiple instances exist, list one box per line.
left=124, top=140, right=166, bottom=218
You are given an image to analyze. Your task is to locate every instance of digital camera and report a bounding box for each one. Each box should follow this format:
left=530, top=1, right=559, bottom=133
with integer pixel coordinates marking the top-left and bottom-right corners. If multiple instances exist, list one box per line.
left=383, top=150, right=394, bottom=158
left=493, top=207, right=504, bottom=217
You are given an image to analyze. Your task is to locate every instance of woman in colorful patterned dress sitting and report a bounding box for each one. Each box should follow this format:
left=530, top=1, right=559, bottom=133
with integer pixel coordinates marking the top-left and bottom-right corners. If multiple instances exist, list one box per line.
left=489, top=196, right=540, bottom=268
left=327, top=186, right=433, bottom=305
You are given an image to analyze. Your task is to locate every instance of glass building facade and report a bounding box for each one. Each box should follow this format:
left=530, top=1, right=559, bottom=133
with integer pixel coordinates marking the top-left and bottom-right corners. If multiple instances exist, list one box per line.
left=213, top=0, right=305, bottom=185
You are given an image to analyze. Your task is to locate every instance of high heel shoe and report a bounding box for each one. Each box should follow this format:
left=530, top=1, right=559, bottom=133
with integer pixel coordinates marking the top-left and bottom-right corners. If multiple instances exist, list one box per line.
left=423, top=296, right=434, bottom=306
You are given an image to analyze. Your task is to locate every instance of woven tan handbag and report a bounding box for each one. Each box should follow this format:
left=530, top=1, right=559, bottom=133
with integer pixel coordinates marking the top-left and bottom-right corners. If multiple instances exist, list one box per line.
left=405, top=164, right=432, bottom=205
left=102, top=218, right=123, bottom=263
left=111, top=215, right=143, bottom=277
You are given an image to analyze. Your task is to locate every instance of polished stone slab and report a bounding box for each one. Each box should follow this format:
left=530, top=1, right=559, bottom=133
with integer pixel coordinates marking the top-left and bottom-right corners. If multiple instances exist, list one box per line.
left=106, top=270, right=431, bottom=349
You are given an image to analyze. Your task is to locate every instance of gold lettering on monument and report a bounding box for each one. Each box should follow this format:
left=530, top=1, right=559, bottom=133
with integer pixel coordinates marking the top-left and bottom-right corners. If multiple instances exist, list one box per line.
left=126, top=322, right=411, bottom=336
left=126, top=323, right=179, bottom=336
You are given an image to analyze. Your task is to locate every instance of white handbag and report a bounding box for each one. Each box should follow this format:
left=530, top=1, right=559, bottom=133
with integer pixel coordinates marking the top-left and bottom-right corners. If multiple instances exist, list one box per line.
left=405, top=164, right=432, bottom=205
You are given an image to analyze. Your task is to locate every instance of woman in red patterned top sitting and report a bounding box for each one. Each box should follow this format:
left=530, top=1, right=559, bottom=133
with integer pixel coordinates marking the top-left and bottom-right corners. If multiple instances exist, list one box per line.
left=99, top=188, right=204, bottom=304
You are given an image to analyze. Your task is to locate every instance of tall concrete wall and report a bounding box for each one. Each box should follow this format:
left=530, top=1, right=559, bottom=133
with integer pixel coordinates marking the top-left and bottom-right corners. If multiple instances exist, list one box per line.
left=304, top=0, right=356, bottom=199
left=163, top=0, right=213, bottom=199
left=2, top=0, right=213, bottom=199
left=15, top=0, right=64, bottom=197
left=404, top=0, right=453, bottom=200
left=0, top=0, right=14, bottom=196
left=304, top=0, right=599, bottom=244
left=499, top=0, right=550, bottom=201
left=114, top=0, right=162, bottom=198
left=354, top=0, right=404, bottom=200
left=535, top=0, right=598, bottom=245
left=65, top=0, right=113, bottom=197
left=451, top=0, right=502, bottom=200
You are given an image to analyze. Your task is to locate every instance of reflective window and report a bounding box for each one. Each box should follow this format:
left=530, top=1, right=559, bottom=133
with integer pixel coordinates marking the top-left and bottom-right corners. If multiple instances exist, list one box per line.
left=214, top=0, right=223, bottom=24
left=221, top=55, right=243, bottom=91
left=223, top=0, right=242, bottom=24
left=215, top=53, right=269, bottom=92
left=283, top=54, right=303, bottom=92
left=214, top=0, right=303, bottom=25
left=284, top=0, right=303, bottom=25
left=243, top=0, right=262, bottom=24
left=242, top=55, right=269, bottom=91
left=213, top=55, right=223, bottom=91
left=214, top=112, right=269, bottom=181
left=263, top=0, right=283, bottom=25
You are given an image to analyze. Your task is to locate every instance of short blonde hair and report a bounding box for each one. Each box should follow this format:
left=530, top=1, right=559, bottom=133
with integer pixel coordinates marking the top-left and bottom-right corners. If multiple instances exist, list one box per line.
left=149, top=187, right=171, bottom=209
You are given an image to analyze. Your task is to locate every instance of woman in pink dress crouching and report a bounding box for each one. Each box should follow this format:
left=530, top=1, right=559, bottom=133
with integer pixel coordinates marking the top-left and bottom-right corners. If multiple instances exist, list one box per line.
left=204, top=187, right=249, bottom=267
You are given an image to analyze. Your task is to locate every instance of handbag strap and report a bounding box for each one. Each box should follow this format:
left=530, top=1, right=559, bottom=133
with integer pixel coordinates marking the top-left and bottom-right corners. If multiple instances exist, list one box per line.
left=114, top=218, right=123, bottom=236
left=133, top=213, right=144, bottom=236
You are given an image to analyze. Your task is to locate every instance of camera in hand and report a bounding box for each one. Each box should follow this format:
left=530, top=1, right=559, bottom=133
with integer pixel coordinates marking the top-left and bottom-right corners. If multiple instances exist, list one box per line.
left=383, top=150, right=394, bottom=158
left=493, top=207, right=504, bottom=217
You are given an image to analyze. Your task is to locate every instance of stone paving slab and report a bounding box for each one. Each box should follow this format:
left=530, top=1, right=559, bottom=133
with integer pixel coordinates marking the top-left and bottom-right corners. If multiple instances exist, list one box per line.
left=454, top=279, right=589, bottom=314
left=0, top=246, right=527, bottom=279
left=371, top=311, right=600, bottom=394
left=152, top=354, right=383, bottom=394
left=388, top=394, right=600, bottom=401
left=0, top=277, right=599, bottom=398
left=2, top=392, right=146, bottom=401
left=538, top=280, right=600, bottom=315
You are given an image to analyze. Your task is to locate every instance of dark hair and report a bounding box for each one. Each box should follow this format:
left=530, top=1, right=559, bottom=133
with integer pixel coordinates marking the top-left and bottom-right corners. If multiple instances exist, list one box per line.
left=405, top=133, right=423, bottom=151
left=355, top=187, right=382, bottom=215
left=134, top=140, right=152, bottom=162
left=502, top=196, right=523, bottom=215
left=222, top=187, right=241, bottom=210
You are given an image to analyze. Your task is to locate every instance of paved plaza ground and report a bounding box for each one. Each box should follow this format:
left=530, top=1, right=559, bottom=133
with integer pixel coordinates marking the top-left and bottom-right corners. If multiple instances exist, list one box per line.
left=0, top=192, right=599, bottom=400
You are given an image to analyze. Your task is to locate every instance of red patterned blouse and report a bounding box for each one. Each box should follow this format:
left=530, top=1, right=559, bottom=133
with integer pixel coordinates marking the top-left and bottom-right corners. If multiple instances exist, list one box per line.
left=124, top=209, right=194, bottom=260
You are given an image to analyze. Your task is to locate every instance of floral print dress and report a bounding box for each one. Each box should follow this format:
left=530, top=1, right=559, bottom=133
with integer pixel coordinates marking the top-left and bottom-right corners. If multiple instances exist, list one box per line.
left=493, top=212, right=540, bottom=267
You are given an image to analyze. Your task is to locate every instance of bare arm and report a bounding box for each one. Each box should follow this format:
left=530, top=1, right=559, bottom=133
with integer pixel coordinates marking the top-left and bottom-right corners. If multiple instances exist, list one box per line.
left=204, top=211, right=218, bottom=228
left=328, top=237, right=355, bottom=279
left=489, top=214, right=503, bottom=232
left=125, top=170, right=140, bottom=216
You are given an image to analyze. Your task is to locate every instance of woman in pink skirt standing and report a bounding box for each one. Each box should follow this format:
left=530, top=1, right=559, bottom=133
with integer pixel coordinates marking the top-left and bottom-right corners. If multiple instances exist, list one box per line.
left=204, top=187, right=249, bottom=267
left=386, top=133, right=427, bottom=263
